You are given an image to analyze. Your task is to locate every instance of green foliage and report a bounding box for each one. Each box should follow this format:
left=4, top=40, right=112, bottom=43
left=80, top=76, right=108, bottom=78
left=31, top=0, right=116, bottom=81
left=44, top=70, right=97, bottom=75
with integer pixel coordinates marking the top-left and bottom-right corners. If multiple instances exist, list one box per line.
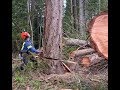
left=13, top=73, right=41, bottom=90
left=12, top=0, right=108, bottom=89
left=12, top=0, right=44, bottom=52
left=15, top=76, right=26, bottom=84
left=100, top=0, right=108, bottom=11
left=63, top=0, right=108, bottom=40
left=13, top=60, right=107, bottom=90
left=12, top=0, right=28, bottom=52
left=62, top=46, right=79, bottom=60
left=94, top=82, right=108, bottom=90
left=12, top=0, right=108, bottom=53
left=31, top=80, right=41, bottom=90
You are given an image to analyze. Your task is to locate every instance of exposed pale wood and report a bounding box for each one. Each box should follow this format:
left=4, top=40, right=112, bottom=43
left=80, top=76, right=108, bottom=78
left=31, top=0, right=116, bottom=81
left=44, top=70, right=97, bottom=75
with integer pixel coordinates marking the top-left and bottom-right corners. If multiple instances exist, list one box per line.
left=89, top=12, right=108, bottom=59
left=81, top=57, right=91, bottom=67
left=81, top=53, right=105, bottom=67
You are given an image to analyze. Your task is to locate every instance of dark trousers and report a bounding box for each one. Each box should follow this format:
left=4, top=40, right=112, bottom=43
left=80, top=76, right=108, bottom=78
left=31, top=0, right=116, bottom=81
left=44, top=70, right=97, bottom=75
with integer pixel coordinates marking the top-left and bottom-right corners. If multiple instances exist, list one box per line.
left=20, top=52, right=38, bottom=70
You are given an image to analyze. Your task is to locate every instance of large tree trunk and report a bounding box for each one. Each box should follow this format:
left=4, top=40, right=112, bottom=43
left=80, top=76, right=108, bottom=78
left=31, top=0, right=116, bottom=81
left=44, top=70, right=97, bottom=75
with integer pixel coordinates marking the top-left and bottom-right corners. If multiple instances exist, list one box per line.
left=70, top=0, right=74, bottom=30
left=88, top=12, right=108, bottom=59
left=79, top=0, right=86, bottom=39
left=84, top=0, right=88, bottom=27
left=72, top=0, right=78, bottom=31
left=43, top=0, right=63, bottom=59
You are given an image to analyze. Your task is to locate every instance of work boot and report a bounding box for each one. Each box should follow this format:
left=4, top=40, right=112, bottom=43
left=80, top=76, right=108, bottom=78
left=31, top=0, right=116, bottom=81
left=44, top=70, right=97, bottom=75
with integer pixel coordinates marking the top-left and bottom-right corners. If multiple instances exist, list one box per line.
left=19, top=66, right=24, bottom=70
left=30, top=57, right=38, bottom=68
left=19, top=63, right=25, bottom=70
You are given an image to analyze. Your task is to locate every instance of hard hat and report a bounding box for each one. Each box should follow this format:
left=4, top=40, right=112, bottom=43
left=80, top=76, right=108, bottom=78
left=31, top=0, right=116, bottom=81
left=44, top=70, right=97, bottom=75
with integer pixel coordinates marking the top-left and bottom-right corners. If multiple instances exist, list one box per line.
left=21, top=32, right=30, bottom=40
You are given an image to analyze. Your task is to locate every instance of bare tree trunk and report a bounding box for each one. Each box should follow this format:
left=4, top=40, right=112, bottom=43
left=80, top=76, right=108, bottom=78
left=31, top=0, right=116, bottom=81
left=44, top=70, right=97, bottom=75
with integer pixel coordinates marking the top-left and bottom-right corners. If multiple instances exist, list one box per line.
left=39, top=11, right=43, bottom=49
left=70, top=0, right=73, bottom=19
left=43, top=0, right=63, bottom=59
left=70, top=0, right=74, bottom=30
left=27, top=0, right=33, bottom=43
left=84, top=0, right=88, bottom=29
left=79, top=0, right=86, bottom=39
left=98, top=0, right=101, bottom=13
left=72, top=0, right=78, bottom=31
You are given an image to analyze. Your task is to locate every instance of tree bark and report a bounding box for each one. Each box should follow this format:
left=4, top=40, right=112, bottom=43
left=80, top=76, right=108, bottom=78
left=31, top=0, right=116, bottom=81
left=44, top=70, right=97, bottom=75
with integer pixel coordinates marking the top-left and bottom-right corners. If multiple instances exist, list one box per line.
left=72, top=0, right=78, bottom=31
left=81, top=53, right=105, bottom=67
left=63, top=37, right=88, bottom=46
left=69, top=48, right=95, bottom=59
left=27, top=0, right=33, bottom=44
left=43, top=0, right=63, bottom=59
left=79, top=0, right=86, bottom=39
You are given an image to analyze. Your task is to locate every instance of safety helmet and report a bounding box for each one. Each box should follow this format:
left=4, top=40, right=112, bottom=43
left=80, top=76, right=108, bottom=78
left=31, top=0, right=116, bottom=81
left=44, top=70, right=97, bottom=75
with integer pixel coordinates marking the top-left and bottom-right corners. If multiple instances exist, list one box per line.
left=21, top=32, right=30, bottom=40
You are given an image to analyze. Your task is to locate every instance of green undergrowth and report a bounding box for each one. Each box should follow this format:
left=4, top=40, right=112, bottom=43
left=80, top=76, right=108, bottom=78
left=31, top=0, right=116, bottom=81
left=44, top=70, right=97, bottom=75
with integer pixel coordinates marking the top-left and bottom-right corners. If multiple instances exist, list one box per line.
left=12, top=59, right=48, bottom=90
left=12, top=58, right=108, bottom=90
left=62, top=46, right=79, bottom=60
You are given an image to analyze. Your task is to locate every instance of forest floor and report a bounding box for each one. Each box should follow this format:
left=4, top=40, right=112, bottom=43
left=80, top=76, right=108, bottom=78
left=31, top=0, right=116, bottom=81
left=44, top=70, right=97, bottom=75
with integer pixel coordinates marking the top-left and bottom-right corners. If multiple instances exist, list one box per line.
left=12, top=47, right=108, bottom=90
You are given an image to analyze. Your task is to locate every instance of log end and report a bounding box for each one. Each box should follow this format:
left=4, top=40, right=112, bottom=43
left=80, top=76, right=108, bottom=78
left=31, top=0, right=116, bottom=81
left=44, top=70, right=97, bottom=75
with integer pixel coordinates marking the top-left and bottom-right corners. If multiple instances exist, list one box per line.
left=81, top=57, right=91, bottom=67
left=88, top=12, right=108, bottom=60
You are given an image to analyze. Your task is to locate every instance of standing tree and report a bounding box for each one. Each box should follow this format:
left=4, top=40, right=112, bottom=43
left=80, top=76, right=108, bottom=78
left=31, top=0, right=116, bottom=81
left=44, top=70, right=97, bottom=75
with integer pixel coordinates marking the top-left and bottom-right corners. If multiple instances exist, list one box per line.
left=79, top=0, right=86, bottom=39
left=43, top=0, right=63, bottom=60
left=27, top=0, right=34, bottom=43
left=72, top=0, right=78, bottom=31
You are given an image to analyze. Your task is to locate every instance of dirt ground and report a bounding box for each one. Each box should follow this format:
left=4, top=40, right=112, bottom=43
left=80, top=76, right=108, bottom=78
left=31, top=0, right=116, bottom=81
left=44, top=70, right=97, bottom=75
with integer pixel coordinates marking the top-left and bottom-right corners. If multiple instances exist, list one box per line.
left=12, top=56, right=108, bottom=90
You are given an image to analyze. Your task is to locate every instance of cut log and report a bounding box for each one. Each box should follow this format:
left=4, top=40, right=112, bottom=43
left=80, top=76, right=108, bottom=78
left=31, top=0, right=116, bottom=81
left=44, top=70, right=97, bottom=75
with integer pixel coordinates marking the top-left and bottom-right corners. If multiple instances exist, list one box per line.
left=87, top=53, right=105, bottom=66
left=69, top=48, right=95, bottom=59
left=63, top=37, right=88, bottom=46
left=81, top=57, right=91, bottom=67
left=81, top=53, right=105, bottom=67
left=88, top=12, right=108, bottom=59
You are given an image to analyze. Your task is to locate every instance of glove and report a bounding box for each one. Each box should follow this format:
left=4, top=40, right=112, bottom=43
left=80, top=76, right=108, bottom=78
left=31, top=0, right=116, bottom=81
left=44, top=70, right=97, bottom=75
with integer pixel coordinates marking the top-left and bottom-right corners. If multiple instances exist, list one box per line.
left=35, top=50, right=42, bottom=54
left=19, top=54, right=23, bottom=60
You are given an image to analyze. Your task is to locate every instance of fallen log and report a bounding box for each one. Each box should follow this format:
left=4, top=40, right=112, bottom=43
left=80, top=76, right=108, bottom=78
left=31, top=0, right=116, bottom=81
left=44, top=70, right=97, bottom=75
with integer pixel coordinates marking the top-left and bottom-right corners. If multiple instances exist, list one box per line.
left=87, top=53, right=105, bottom=65
left=81, top=53, right=105, bottom=67
left=69, top=48, right=95, bottom=59
left=88, top=11, right=108, bottom=59
left=63, top=37, right=88, bottom=46
left=81, top=57, right=91, bottom=67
